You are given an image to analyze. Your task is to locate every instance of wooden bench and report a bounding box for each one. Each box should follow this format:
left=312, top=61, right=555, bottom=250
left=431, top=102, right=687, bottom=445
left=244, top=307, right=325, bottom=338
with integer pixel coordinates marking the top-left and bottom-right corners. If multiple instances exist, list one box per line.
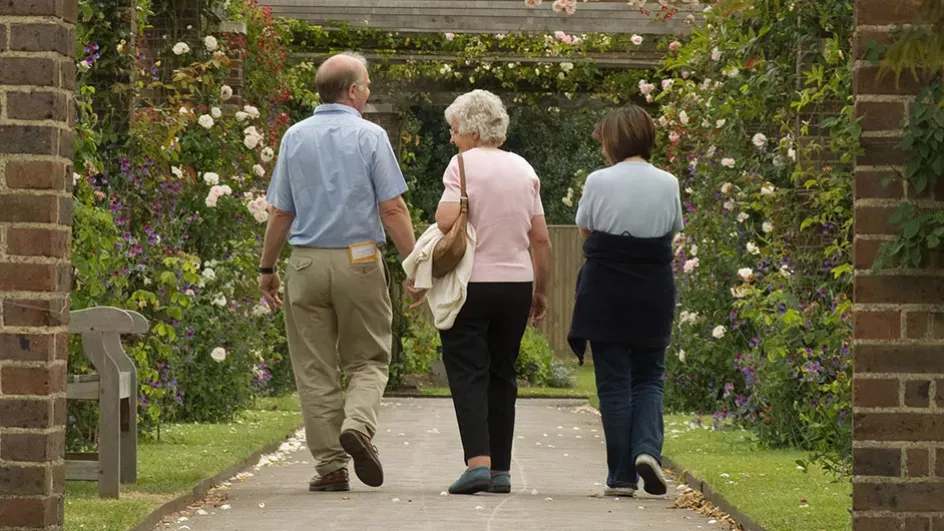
left=66, top=307, right=149, bottom=498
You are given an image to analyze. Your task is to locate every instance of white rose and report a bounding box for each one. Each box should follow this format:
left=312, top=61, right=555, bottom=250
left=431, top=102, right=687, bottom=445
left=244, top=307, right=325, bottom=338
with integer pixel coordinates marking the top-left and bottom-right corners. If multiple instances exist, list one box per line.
left=235, top=111, right=249, bottom=122
left=752, top=133, right=768, bottom=148
left=761, top=185, right=775, bottom=196
left=211, top=107, right=222, bottom=119
left=737, top=212, right=749, bottom=223
left=721, top=182, right=733, bottom=194
left=679, top=110, right=690, bottom=125
left=220, top=85, right=234, bottom=101
left=683, top=258, right=699, bottom=274
left=721, top=157, right=736, bottom=168
left=780, top=264, right=793, bottom=277
left=712, top=326, right=726, bottom=339
left=716, top=119, right=726, bottom=129
left=763, top=221, right=774, bottom=233
left=172, top=42, right=191, bottom=55
left=560, top=62, right=574, bottom=72
left=204, top=35, right=219, bottom=52
left=201, top=268, right=216, bottom=281
left=711, top=47, right=722, bottom=61
left=253, top=164, right=266, bottom=177
left=198, top=114, right=214, bottom=129
left=631, top=34, right=643, bottom=46
left=203, top=172, right=220, bottom=186
left=746, top=242, right=760, bottom=255
left=219, top=184, right=233, bottom=196
left=253, top=209, right=269, bottom=223
left=179, top=106, right=190, bottom=116
left=788, top=147, right=797, bottom=161
left=205, top=193, right=220, bottom=208
left=737, top=267, right=754, bottom=281
left=261, top=147, right=275, bottom=162
left=212, top=294, right=227, bottom=307
left=678, top=349, right=686, bottom=363
left=172, top=166, right=183, bottom=179
left=731, top=286, right=750, bottom=299
left=244, top=105, right=260, bottom=119
left=244, top=126, right=263, bottom=149
left=723, top=199, right=736, bottom=211
left=690, top=244, right=698, bottom=257
left=210, top=347, right=227, bottom=362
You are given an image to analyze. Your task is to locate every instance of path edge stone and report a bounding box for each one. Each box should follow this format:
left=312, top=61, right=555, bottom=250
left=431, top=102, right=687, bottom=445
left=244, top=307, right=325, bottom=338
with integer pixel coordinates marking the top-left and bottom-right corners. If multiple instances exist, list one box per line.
left=130, top=424, right=303, bottom=531
left=662, top=456, right=768, bottom=531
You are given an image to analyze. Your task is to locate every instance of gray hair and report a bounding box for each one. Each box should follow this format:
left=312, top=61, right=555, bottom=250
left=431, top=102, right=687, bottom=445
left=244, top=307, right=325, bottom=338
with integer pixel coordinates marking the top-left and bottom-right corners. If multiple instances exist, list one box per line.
left=315, top=52, right=369, bottom=104
left=445, top=89, right=510, bottom=147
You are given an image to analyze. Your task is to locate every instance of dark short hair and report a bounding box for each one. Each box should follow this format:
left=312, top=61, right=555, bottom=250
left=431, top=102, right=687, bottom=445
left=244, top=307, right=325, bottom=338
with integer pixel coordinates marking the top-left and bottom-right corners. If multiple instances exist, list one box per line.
left=593, top=105, right=656, bottom=163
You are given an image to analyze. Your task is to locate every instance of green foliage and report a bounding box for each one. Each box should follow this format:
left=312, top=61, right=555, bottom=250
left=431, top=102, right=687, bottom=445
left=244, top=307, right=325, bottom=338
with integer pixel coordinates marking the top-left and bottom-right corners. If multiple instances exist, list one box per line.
left=874, top=82, right=944, bottom=270
left=561, top=0, right=856, bottom=474
left=872, top=0, right=944, bottom=86
left=70, top=0, right=297, bottom=448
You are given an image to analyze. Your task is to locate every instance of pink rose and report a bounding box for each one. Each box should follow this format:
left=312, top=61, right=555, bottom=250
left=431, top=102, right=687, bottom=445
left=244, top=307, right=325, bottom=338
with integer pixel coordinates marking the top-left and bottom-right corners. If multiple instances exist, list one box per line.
left=444, top=32, right=455, bottom=41
left=669, top=131, right=681, bottom=143
left=669, top=41, right=681, bottom=52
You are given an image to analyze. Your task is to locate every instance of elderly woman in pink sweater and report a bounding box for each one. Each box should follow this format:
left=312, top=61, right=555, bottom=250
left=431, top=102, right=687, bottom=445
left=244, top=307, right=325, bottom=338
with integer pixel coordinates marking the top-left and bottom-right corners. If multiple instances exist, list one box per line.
left=433, top=89, right=552, bottom=495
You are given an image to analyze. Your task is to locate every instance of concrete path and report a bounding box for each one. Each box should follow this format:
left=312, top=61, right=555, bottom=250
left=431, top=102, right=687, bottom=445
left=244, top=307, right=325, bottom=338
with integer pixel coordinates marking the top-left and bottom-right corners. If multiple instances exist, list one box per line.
left=160, top=398, right=713, bottom=531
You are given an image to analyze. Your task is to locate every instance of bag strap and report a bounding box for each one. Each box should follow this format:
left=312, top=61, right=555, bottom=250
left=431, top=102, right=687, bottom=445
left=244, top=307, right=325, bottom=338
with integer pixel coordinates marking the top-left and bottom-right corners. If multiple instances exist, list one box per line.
left=457, top=152, right=469, bottom=213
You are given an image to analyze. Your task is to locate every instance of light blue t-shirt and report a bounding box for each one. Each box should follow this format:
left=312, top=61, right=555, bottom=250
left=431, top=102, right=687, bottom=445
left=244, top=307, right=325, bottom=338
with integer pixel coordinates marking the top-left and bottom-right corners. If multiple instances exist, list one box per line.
left=266, top=104, right=408, bottom=248
left=575, top=161, right=684, bottom=238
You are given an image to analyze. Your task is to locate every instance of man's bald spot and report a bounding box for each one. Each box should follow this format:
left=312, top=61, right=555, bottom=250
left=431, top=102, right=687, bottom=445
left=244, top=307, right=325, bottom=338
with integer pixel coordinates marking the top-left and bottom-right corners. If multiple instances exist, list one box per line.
left=315, top=53, right=368, bottom=104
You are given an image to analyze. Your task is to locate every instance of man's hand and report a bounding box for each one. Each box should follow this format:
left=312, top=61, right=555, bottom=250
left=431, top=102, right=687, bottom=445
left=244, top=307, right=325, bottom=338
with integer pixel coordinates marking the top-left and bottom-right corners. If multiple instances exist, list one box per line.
left=259, top=273, right=282, bottom=308
left=530, top=292, right=548, bottom=327
left=407, top=278, right=427, bottom=311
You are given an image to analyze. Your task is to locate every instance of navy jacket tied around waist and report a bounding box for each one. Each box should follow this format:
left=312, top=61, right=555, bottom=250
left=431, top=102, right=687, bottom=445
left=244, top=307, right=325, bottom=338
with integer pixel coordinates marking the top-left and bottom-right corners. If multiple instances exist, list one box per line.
left=567, top=231, right=677, bottom=364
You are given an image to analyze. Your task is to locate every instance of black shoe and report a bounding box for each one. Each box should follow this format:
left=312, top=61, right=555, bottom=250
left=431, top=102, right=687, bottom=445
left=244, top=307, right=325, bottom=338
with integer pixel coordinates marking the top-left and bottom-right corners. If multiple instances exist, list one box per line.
left=340, top=429, right=384, bottom=487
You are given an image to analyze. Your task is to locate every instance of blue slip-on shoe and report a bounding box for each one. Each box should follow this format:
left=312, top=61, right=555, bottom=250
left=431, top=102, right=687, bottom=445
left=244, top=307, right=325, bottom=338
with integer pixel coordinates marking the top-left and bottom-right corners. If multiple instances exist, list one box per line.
left=487, top=471, right=511, bottom=494
left=448, top=466, right=491, bottom=495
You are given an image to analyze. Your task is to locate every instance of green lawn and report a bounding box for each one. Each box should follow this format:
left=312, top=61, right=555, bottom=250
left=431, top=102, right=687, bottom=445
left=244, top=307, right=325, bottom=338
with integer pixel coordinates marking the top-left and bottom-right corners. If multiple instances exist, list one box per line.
left=663, top=416, right=851, bottom=531
left=65, top=395, right=303, bottom=531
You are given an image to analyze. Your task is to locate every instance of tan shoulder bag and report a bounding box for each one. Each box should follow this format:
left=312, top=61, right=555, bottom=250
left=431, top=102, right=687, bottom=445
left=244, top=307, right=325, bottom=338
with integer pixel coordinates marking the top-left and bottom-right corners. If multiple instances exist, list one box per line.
left=431, top=153, right=469, bottom=279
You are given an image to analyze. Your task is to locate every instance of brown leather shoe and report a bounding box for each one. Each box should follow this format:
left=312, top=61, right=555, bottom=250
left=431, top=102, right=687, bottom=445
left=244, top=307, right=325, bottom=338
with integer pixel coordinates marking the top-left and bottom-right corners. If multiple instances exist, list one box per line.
left=309, top=468, right=350, bottom=492
left=339, top=429, right=384, bottom=487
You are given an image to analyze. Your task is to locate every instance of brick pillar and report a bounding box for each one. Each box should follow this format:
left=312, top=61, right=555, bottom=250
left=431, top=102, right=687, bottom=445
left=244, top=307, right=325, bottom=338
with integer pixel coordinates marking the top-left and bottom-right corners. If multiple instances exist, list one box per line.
left=852, top=1, right=944, bottom=530
left=0, top=1, right=76, bottom=529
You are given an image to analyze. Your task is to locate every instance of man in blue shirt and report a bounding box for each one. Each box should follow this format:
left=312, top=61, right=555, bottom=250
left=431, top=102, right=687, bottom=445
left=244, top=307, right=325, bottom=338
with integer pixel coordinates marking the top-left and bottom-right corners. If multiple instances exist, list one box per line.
left=258, top=52, right=416, bottom=493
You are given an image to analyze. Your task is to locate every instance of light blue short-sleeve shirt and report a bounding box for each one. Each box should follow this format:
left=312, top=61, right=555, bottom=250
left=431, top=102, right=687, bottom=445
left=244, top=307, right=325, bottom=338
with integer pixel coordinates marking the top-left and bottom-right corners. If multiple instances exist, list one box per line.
left=576, top=161, right=684, bottom=238
left=266, top=103, right=408, bottom=248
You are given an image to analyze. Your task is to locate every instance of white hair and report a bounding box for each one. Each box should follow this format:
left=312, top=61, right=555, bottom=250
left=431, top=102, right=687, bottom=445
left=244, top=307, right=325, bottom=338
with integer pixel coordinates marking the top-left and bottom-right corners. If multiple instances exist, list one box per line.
left=444, top=90, right=509, bottom=147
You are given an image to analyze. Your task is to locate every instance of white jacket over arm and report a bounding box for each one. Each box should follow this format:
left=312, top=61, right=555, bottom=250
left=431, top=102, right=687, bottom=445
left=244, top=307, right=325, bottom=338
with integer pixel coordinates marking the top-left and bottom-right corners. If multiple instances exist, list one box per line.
left=402, top=223, right=476, bottom=330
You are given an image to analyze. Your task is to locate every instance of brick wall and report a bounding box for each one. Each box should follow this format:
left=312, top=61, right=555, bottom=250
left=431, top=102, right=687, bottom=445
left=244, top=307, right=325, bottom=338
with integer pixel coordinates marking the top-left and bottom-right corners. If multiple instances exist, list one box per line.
left=0, top=0, right=76, bottom=529
left=852, top=1, right=944, bottom=530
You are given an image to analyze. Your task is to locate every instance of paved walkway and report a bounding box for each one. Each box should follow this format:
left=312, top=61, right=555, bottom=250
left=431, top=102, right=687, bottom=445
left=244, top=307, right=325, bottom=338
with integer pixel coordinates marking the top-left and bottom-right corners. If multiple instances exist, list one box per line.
left=162, top=398, right=712, bottom=531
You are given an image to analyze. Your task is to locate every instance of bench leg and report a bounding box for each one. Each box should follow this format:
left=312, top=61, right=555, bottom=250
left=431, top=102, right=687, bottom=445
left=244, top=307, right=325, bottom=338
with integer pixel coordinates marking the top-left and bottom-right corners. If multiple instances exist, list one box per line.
left=120, top=396, right=137, bottom=483
left=99, top=357, right=121, bottom=498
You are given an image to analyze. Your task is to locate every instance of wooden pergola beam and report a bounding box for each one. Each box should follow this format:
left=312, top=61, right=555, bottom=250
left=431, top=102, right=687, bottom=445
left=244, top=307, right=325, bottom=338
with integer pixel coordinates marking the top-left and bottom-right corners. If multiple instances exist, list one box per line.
left=265, top=0, right=702, bottom=36
left=291, top=51, right=662, bottom=69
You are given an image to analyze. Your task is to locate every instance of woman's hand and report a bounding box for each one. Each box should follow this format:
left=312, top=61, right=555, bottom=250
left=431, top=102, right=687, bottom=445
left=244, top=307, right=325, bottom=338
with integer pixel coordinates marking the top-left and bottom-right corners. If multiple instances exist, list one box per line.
left=407, top=278, right=427, bottom=311
left=530, top=292, right=547, bottom=327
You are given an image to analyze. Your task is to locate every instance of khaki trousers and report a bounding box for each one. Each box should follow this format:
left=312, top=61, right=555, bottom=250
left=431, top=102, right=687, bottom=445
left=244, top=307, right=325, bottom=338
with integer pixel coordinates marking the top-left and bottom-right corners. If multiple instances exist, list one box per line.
left=283, top=247, right=392, bottom=476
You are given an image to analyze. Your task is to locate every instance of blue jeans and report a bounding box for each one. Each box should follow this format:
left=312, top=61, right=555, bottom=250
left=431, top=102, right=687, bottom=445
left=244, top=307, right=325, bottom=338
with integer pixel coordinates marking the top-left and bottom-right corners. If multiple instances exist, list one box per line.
left=591, top=342, right=666, bottom=489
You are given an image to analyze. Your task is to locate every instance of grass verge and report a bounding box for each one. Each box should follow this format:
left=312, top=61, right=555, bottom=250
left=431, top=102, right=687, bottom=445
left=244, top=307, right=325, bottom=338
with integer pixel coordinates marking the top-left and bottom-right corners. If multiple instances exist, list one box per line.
left=663, top=416, right=851, bottom=531
left=65, top=395, right=302, bottom=531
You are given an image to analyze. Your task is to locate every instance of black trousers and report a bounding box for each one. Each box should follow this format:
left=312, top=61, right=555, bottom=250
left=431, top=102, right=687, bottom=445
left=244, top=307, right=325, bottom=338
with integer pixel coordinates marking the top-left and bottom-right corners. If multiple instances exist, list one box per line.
left=440, top=282, right=533, bottom=472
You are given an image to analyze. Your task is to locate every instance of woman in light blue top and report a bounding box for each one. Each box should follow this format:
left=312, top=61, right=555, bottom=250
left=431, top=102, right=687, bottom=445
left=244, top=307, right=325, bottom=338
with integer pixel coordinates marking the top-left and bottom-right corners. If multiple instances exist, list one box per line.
left=570, top=105, right=684, bottom=498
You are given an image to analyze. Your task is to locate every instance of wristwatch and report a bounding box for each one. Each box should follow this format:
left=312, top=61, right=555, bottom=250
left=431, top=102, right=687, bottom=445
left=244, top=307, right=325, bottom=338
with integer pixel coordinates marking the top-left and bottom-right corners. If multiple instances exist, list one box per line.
left=259, top=266, right=276, bottom=275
